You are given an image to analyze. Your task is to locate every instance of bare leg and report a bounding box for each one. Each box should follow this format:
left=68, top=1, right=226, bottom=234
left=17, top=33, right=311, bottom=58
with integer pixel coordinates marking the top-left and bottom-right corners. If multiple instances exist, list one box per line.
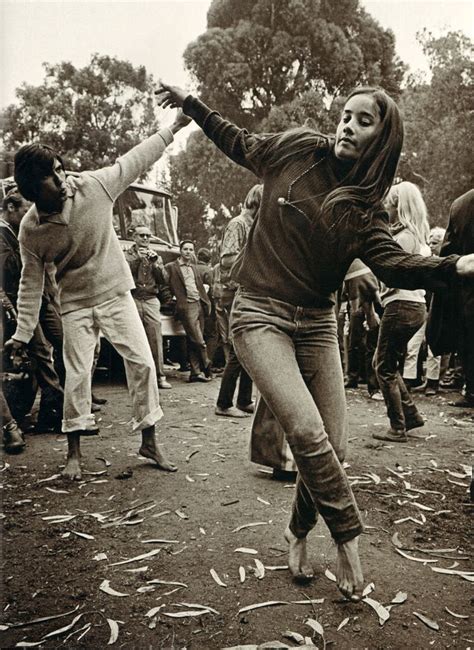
left=284, top=526, right=314, bottom=584
left=335, top=536, right=363, bottom=602
left=139, top=425, right=177, bottom=472
left=62, top=432, right=82, bottom=480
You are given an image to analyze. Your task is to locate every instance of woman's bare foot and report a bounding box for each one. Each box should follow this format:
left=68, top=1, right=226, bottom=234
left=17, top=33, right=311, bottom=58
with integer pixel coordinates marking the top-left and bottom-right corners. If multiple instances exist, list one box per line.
left=62, top=457, right=82, bottom=481
left=335, top=536, right=364, bottom=602
left=139, top=443, right=177, bottom=472
left=284, top=526, right=314, bottom=584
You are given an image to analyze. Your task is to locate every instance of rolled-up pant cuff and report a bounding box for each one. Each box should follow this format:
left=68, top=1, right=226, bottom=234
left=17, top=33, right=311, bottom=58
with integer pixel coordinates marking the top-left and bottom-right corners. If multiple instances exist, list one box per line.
left=131, top=406, right=163, bottom=432
left=62, top=414, right=97, bottom=433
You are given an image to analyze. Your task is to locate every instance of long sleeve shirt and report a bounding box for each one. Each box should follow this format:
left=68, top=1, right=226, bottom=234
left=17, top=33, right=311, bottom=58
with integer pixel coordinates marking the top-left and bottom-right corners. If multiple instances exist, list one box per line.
left=183, top=96, right=460, bottom=308
left=14, top=128, right=174, bottom=343
left=125, top=244, right=166, bottom=301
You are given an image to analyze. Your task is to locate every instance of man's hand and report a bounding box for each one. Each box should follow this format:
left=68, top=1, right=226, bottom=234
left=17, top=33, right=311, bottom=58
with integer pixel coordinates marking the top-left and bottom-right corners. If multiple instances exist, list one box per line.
left=4, top=338, right=28, bottom=371
left=155, top=81, right=188, bottom=109
left=456, top=254, right=474, bottom=276
left=169, top=109, right=192, bottom=134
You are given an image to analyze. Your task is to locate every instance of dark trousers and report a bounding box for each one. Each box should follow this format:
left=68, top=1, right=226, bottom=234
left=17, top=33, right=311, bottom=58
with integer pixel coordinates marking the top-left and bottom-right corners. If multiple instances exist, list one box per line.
left=179, top=301, right=210, bottom=376
left=375, top=301, right=426, bottom=431
left=346, top=310, right=379, bottom=394
left=40, top=299, right=66, bottom=387
left=216, top=346, right=253, bottom=409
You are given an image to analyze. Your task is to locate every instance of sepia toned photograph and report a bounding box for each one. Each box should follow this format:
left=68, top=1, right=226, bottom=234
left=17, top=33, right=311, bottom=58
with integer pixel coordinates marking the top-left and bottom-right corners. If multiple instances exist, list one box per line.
left=1, top=1, right=473, bottom=647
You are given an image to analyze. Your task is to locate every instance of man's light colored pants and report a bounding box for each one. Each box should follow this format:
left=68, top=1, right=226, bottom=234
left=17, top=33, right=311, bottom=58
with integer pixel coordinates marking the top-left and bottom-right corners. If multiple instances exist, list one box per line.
left=133, top=296, right=166, bottom=378
left=62, top=292, right=162, bottom=433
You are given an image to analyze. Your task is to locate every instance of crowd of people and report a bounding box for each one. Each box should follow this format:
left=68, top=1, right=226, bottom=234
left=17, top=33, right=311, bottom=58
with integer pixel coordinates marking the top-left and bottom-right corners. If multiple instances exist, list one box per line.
left=1, top=80, right=473, bottom=604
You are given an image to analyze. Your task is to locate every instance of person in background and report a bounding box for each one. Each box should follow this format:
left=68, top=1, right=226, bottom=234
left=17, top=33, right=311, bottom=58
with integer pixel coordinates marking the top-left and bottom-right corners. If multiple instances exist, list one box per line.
left=1, top=189, right=64, bottom=434
left=373, top=182, right=431, bottom=442
left=196, top=247, right=220, bottom=370
left=215, top=184, right=262, bottom=417
left=165, top=240, right=212, bottom=383
left=155, top=81, right=474, bottom=602
left=125, top=225, right=172, bottom=390
left=6, top=110, right=188, bottom=480
left=428, top=189, right=474, bottom=408
left=402, top=226, right=446, bottom=396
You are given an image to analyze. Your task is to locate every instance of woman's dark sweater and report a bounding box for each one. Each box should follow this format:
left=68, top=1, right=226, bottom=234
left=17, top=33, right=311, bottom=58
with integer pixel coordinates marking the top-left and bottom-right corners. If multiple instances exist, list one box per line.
left=184, top=96, right=459, bottom=308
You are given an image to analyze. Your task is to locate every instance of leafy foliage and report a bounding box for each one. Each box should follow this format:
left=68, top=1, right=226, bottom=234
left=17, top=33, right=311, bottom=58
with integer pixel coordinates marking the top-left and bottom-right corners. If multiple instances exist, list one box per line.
left=172, top=0, right=405, bottom=246
left=400, top=31, right=474, bottom=225
left=1, top=54, right=158, bottom=170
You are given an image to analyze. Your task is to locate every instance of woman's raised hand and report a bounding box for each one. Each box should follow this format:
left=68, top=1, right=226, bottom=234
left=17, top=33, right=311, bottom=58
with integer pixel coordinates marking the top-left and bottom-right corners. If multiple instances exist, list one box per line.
left=155, top=81, right=188, bottom=109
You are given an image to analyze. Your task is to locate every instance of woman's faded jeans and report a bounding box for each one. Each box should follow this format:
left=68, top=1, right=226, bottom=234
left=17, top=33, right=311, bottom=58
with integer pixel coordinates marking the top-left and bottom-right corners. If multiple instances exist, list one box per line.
left=231, top=290, right=363, bottom=544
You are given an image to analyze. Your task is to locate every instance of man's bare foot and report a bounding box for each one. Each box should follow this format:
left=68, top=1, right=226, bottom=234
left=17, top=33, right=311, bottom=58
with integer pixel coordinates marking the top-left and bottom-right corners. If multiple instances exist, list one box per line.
left=284, top=526, right=314, bottom=584
left=62, top=457, right=82, bottom=481
left=335, top=536, right=364, bottom=602
left=139, top=444, right=177, bottom=472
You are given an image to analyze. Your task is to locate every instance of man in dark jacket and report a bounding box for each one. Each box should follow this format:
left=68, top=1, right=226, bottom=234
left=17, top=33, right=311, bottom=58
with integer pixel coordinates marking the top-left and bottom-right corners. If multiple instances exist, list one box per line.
left=165, top=240, right=212, bottom=382
left=428, top=189, right=474, bottom=407
left=1, top=189, right=64, bottom=437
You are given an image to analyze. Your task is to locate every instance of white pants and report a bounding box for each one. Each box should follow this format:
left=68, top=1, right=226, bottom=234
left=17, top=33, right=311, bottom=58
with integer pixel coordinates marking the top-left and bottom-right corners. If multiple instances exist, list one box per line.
left=62, top=292, right=162, bottom=432
left=403, top=320, right=441, bottom=381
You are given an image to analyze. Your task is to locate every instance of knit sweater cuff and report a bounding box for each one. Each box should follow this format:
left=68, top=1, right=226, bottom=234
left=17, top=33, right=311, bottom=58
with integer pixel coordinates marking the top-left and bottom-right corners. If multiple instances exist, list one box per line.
left=158, top=127, right=174, bottom=147
left=183, top=95, right=213, bottom=126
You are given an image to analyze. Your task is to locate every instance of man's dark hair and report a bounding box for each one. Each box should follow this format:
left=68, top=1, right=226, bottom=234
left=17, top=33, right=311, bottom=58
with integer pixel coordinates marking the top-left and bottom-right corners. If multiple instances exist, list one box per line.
left=197, top=247, right=211, bottom=263
left=2, top=188, right=24, bottom=212
left=179, top=239, right=194, bottom=250
left=14, top=144, right=64, bottom=202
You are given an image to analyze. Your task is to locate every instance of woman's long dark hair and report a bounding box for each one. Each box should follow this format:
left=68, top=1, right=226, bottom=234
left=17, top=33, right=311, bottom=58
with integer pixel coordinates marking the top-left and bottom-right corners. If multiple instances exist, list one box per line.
left=247, top=86, right=403, bottom=218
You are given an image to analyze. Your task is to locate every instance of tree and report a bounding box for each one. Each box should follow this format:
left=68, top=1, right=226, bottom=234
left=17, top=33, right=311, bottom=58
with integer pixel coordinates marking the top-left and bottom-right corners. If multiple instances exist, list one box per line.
left=170, top=0, right=405, bottom=245
left=1, top=54, right=158, bottom=170
left=400, top=31, right=474, bottom=225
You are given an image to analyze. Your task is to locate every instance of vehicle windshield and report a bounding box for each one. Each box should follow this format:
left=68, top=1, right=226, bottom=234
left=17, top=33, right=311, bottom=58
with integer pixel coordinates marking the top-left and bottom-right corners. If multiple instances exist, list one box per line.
left=114, top=187, right=178, bottom=245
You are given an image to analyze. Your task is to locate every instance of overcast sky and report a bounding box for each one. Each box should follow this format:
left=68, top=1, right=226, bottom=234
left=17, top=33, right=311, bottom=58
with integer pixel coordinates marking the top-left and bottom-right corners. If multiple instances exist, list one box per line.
left=1, top=0, right=472, bottom=110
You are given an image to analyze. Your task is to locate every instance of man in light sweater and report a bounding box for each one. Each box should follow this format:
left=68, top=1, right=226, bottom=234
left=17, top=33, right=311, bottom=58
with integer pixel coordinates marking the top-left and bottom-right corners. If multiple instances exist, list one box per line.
left=6, top=110, right=190, bottom=480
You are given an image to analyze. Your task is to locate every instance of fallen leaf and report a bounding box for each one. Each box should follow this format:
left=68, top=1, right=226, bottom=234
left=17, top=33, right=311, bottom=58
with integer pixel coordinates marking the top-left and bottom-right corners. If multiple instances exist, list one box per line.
left=109, top=548, right=161, bottom=566
left=232, top=521, right=269, bottom=532
left=5, top=605, right=80, bottom=628
left=445, top=607, right=469, bottom=619
left=175, top=509, right=189, bottom=520
left=431, top=567, right=474, bottom=577
left=37, top=473, right=61, bottom=483
left=395, top=548, right=438, bottom=564
left=254, top=559, right=265, bottom=580
left=413, top=611, right=439, bottom=631
left=107, top=619, right=119, bottom=645
left=238, top=601, right=288, bottom=614
left=325, top=569, right=336, bottom=582
left=93, top=553, right=108, bottom=561
left=71, top=530, right=95, bottom=540
left=185, top=449, right=200, bottom=462
left=141, top=538, right=179, bottom=544
left=99, top=580, right=129, bottom=597
left=363, top=596, right=390, bottom=625
left=257, top=497, right=271, bottom=505
left=283, top=630, right=305, bottom=643
left=362, top=583, right=375, bottom=597
left=391, top=591, right=408, bottom=605
left=96, top=457, right=111, bottom=467
left=177, top=602, right=220, bottom=615
left=147, top=579, right=188, bottom=587
left=239, top=566, right=246, bottom=583
left=306, top=617, right=324, bottom=637
left=264, top=565, right=288, bottom=571
left=210, top=568, right=227, bottom=587
left=123, top=566, right=148, bottom=573
left=162, top=610, right=212, bottom=618
left=234, top=547, right=258, bottom=554
left=43, top=613, right=83, bottom=639
left=185, top=475, right=195, bottom=483
left=337, top=617, right=350, bottom=631
left=44, top=487, right=69, bottom=494
left=291, top=599, right=324, bottom=605
left=145, top=606, right=165, bottom=618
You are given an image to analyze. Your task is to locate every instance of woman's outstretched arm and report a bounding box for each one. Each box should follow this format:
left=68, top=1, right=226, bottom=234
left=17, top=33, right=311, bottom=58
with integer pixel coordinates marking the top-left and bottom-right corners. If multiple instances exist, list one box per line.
left=155, top=82, right=263, bottom=176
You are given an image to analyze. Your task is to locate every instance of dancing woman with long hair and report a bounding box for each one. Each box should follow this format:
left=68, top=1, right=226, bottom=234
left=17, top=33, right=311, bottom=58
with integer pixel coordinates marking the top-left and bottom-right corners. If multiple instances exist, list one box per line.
left=155, top=82, right=474, bottom=602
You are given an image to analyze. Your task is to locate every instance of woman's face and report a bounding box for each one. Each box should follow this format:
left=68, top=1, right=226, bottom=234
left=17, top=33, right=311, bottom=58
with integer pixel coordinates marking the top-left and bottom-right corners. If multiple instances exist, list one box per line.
left=335, top=94, right=382, bottom=161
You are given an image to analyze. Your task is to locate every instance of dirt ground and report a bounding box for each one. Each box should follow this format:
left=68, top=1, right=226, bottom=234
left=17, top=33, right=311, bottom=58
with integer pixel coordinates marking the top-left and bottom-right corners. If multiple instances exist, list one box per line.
left=1, top=369, right=472, bottom=649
